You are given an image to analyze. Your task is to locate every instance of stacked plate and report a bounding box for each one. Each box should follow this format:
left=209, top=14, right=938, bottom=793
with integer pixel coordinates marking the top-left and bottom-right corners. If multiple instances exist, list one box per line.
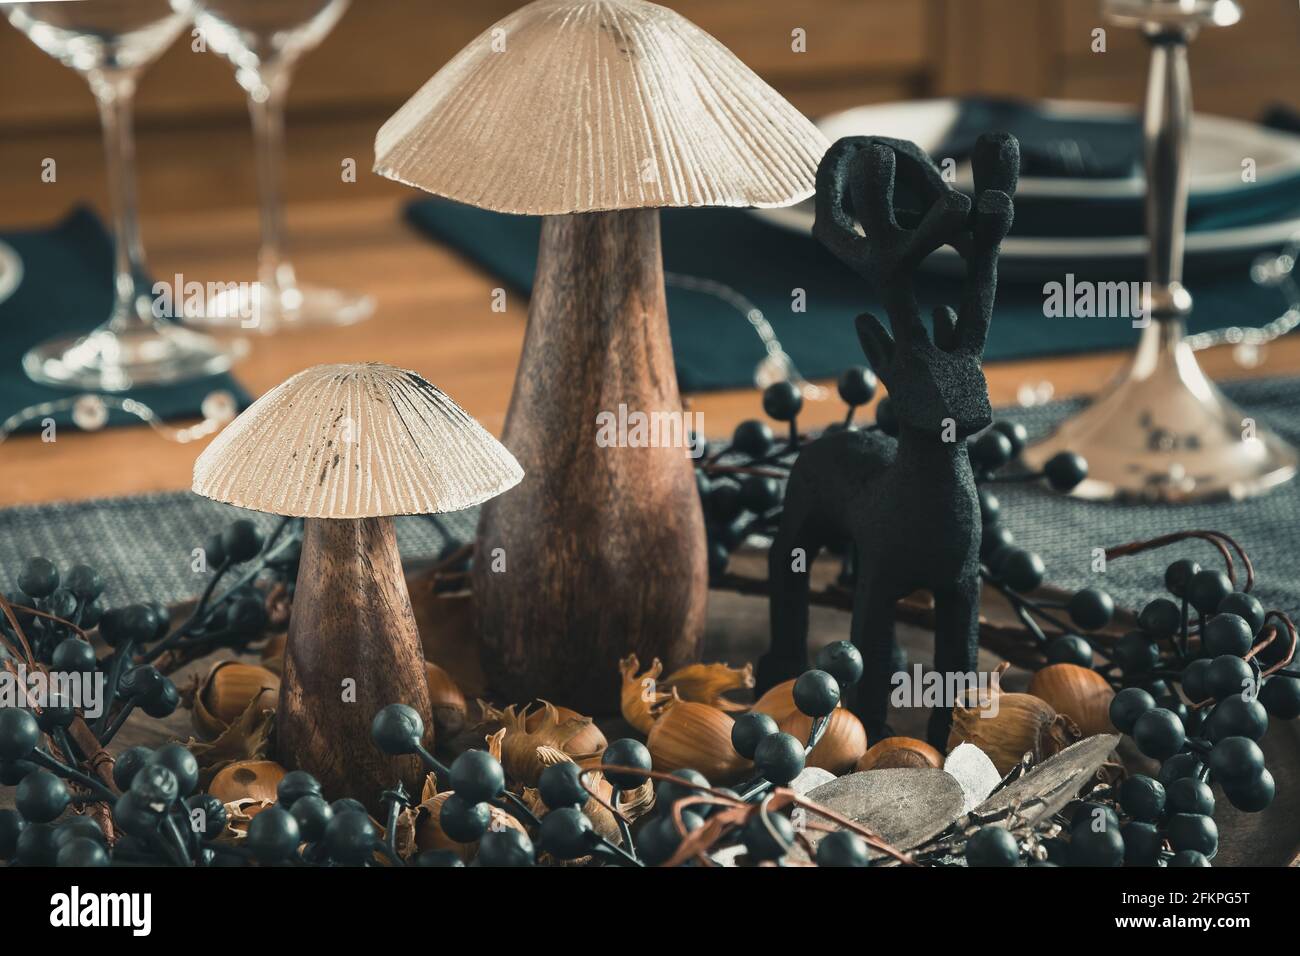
left=754, top=98, right=1300, bottom=279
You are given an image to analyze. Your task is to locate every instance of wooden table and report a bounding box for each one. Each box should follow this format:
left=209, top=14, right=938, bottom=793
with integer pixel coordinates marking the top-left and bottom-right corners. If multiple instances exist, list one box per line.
left=3, top=114, right=1300, bottom=507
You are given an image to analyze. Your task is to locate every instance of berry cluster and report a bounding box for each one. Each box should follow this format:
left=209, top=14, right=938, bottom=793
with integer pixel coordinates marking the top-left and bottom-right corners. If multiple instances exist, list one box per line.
left=369, top=640, right=885, bottom=866
left=696, top=372, right=1086, bottom=584
left=961, top=540, right=1297, bottom=867
left=0, top=723, right=407, bottom=867
left=1103, top=557, right=1295, bottom=819
left=1, top=519, right=299, bottom=752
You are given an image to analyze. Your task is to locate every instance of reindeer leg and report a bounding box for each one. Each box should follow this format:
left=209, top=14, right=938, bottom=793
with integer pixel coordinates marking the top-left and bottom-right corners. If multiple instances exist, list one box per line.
left=851, top=566, right=898, bottom=743
left=928, top=576, right=981, bottom=749
left=757, top=486, right=821, bottom=694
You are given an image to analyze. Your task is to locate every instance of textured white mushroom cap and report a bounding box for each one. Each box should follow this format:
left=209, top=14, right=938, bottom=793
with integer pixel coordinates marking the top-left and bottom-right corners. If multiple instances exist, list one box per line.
left=373, top=0, right=829, bottom=216
left=193, top=363, right=523, bottom=519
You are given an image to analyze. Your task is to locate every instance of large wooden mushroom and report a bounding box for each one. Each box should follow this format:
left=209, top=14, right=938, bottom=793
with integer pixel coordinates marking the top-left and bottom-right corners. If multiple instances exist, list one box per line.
left=374, top=0, right=827, bottom=711
left=192, top=363, right=522, bottom=805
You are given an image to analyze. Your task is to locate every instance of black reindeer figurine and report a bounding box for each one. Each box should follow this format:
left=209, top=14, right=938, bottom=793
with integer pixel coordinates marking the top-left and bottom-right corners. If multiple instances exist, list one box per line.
left=757, top=132, right=1020, bottom=748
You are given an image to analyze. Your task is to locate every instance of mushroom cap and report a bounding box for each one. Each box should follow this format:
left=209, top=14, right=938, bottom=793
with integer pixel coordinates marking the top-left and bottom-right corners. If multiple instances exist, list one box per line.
left=374, top=0, right=829, bottom=215
left=192, top=363, right=523, bottom=519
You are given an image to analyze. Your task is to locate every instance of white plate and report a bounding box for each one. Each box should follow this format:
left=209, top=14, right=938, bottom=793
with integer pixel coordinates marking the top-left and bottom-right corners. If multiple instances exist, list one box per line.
left=753, top=99, right=1300, bottom=270
left=0, top=241, right=22, bottom=306
left=757, top=203, right=1300, bottom=266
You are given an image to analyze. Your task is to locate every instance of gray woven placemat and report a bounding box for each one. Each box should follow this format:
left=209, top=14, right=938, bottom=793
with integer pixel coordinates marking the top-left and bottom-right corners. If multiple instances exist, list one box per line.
left=0, top=493, right=476, bottom=608
left=992, top=375, right=1300, bottom=614
left=2, top=376, right=1298, bottom=614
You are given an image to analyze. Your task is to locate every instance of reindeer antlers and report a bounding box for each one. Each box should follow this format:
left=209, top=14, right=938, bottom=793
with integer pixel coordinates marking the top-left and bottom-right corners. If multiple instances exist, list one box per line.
left=814, top=136, right=969, bottom=286
left=813, top=133, right=1019, bottom=358
left=955, top=133, right=1018, bottom=356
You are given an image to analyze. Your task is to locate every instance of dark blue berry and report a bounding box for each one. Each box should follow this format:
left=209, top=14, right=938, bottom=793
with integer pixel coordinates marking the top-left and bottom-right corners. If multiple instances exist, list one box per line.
left=1119, top=774, right=1165, bottom=822
left=17, top=557, right=59, bottom=599
left=1109, top=687, right=1156, bottom=734
left=1043, top=452, right=1087, bottom=491
left=965, top=826, right=1019, bottom=866
left=761, top=382, right=802, bottom=422
left=816, top=640, right=864, bottom=688
left=1186, top=570, right=1232, bottom=614
left=730, top=712, right=779, bottom=761
left=991, top=420, right=1029, bottom=456
left=1046, top=634, right=1094, bottom=668
left=793, top=669, right=840, bottom=718
left=370, top=703, right=424, bottom=755
left=731, top=419, right=774, bottom=458
left=816, top=830, right=871, bottom=867
left=753, top=732, right=804, bottom=785
left=1133, top=708, right=1185, bottom=761
left=601, top=739, right=652, bottom=791
left=837, top=367, right=878, bottom=406
left=1068, top=588, right=1114, bottom=631
left=221, top=520, right=264, bottom=564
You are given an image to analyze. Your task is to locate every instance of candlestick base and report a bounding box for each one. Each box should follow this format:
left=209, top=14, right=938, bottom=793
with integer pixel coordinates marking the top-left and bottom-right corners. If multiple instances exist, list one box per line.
left=1022, top=319, right=1297, bottom=502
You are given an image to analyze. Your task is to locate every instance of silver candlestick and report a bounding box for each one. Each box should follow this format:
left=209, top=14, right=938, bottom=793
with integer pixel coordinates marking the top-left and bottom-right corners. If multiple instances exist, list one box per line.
left=1022, top=0, right=1297, bottom=501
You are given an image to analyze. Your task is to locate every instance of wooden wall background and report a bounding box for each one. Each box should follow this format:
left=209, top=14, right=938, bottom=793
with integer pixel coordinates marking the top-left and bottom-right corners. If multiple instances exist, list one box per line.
left=1, top=0, right=1296, bottom=131
left=0, top=0, right=1296, bottom=225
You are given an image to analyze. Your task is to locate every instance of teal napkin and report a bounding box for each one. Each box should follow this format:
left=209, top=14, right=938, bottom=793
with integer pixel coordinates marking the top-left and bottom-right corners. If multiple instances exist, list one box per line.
left=918, top=99, right=1300, bottom=237
left=406, top=199, right=1291, bottom=393
left=0, top=208, right=250, bottom=433
left=939, top=97, right=1142, bottom=179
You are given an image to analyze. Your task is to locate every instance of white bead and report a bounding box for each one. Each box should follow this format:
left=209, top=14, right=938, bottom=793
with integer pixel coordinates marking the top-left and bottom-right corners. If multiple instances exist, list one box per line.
left=71, top=395, right=108, bottom=431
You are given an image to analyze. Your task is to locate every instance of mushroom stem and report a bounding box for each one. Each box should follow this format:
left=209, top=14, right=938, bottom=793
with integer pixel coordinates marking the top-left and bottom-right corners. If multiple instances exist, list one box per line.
left=475, top=208, right=708, bottom=711
left=278, top=515, right=431, bottom=809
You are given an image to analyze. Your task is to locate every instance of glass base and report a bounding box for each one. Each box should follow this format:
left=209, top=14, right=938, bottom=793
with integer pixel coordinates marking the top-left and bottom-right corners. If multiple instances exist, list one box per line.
left=22, top=325, right=248, bottom=392
left=187, top=281, right=375, bottom=333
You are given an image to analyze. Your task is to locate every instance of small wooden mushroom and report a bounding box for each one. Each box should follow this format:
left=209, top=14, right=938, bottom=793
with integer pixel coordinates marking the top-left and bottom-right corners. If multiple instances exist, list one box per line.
left=374, top=0, right=828, bottom=711
left=193, top=363, right=522, bottom=806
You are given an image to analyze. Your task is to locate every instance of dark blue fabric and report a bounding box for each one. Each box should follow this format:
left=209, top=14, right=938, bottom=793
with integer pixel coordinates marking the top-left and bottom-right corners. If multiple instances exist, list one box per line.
left=0, top=208, right=251, bottom=432
left=405, top=199, right=1291, bottom=394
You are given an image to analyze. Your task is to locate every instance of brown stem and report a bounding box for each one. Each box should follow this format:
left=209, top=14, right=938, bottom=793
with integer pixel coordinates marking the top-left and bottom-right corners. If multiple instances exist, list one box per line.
left=474, top=208, right=708, bottom=712
left=1258, top=611, right=1297, bottom=678
left=277, top=516, right=431, bottom=810
left=1105, top=530, right=1254, bottom=592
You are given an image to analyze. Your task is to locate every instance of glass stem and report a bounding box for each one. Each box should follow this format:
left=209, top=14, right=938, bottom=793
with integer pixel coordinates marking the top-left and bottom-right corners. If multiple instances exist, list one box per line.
left=248, top=64, right=295, bottom=305
left=90, top=68, right=155, bottom=334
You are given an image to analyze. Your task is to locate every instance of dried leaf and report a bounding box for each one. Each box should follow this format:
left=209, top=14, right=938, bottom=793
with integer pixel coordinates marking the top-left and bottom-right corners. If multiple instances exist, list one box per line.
left=806, top=769, right=967, bottom=859
left=616, top=778, right=655, bottom=824
left=535, top=745, right=570, bottom=768
left=420, top=772, right=439, bottom=804
left=619, top=655, right=754, bottom=732
left=479, top=701, right=597, bottom=786
left=620, top=654, right=670, bottom=734
left=185, top=693, right=276, bottom=790
left=972, top=734, right=1120, bottom=831
left=521, top=786, right=547, bottom=820
left=179, top=672, right=202, bottom=710
left=415, top=790, right=525, bottom=863
left=662, top=660, right=754, bottom=713
left=217, top=797, right=275, bottom=841
left=394, top=807, right=418, bottom=861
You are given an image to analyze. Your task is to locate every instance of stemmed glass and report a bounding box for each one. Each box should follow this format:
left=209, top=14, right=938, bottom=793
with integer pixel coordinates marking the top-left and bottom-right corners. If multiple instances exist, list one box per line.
left=173, top=0, right=373, bottom=332
left=4, top=0, right=246, bottom=391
